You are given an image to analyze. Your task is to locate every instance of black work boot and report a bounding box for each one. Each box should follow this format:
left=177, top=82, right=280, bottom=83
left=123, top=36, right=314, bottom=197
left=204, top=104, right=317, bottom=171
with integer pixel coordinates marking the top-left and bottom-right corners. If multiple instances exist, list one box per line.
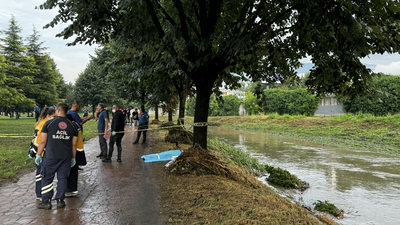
left=57, top=199, right=66, bottom=208
left=117, top=158, right=122, bottom=162
left=96, top=154, right=103, bottom=158
left=102, top=158, right=111, bottom=162
left=37, top=200, right=52, bottom=209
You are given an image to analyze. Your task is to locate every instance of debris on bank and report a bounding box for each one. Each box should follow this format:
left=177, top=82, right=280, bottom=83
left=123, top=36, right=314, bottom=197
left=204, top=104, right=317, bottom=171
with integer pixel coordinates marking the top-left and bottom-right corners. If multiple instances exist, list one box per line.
left=313, top=200, right=345, bottom=219
left=265, top=165, right=310, bottom=191
left=150, top=119, right=161, bottom=124
left=166, top=145, right=258, bottom=188
left=165, top=127, right=193, bottom=145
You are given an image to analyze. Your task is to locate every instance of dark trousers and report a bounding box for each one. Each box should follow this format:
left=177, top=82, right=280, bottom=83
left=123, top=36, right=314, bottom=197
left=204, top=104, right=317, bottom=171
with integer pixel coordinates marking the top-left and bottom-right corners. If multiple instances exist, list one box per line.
left=35, top=163, right=42, bottom=198
left=41, top=157, right=71, bottom=202
left=98, top=129, right=107, bottom=156
left=67, top=163, right=79, bottom=192
left=35, top=112, right=39, bottom=122
left=135, top=125, right=148, bottom=143
left=108, top=134, right=123, bottom=159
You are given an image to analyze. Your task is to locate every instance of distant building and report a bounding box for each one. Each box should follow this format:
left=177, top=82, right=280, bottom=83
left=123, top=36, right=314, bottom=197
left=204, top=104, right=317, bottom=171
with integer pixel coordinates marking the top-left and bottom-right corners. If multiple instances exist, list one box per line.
left=314, top=96, right=345, bottom=116
left=220, top=88, right=246, bottom=101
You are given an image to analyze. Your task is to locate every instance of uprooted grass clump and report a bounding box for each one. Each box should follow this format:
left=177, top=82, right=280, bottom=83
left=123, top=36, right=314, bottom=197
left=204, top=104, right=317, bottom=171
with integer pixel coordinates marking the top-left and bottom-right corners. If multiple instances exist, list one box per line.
left=265, top=165, right=309, bottom=190
left=160, top=121, right=175, bottom=128
left=313, top=200, right=345, bottom=219
left=208, top=139, right=309, bottom=190
left=165, top=127, right=193, bottom=144
left=150, top=119, right=161, bottom=124
left=208, top=138, right=265, bottom=175
left=167, top=145, right=257, bottom=188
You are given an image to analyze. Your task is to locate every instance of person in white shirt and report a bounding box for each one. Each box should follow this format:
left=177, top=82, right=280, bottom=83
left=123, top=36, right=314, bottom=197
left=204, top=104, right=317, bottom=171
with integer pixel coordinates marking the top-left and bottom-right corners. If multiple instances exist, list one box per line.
left=129, top=106, right=135, bottom=126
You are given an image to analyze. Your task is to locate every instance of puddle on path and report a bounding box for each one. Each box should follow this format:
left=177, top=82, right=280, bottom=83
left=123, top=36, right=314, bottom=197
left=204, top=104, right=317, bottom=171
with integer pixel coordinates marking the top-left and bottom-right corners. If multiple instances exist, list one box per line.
left=208, top=126, right=400, bottom=225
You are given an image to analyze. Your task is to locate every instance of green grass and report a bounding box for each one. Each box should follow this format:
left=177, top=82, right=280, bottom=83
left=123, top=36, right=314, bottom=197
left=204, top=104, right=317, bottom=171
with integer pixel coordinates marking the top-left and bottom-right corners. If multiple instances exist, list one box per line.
left=313, top=200, right=341, bottom=216
left=264, top=165, right=305, bottom=189
left=208, top=138, right=266, bottom=174
left=0, top=114, right=99, bottom=182
left=0, top=116, right=36, bottom=181
left=216, top=114, right=400, bottom=155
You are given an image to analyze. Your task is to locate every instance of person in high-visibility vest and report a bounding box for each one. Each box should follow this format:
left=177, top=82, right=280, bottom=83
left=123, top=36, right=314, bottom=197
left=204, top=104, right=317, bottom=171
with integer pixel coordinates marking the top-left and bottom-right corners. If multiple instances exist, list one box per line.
left=66, top=101, right=90, bottom=197
left=29, top=107, right=56, bottom=201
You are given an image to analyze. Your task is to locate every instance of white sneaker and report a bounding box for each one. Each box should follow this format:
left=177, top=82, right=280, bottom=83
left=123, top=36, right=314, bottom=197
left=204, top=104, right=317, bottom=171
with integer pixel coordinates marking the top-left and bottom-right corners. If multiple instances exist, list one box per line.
left=65, top=191, right=78, bottom=197
left=36, top=197, right=42, bottom=201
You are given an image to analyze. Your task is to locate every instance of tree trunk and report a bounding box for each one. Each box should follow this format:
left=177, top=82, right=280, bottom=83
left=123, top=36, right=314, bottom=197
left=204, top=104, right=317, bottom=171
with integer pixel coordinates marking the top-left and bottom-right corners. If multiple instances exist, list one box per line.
left=92, top=104, right=95, bottom=117
left=168, top=108, right=173, bottom=122
left=155, top=103, right=159, bottom=120
left=177, top=92, right=186, bottom=125
left=192, top=84, right=213, bottom=149
left=15, top=106, right=19, bottom=119
left=141, top=90, right=146, bottom=109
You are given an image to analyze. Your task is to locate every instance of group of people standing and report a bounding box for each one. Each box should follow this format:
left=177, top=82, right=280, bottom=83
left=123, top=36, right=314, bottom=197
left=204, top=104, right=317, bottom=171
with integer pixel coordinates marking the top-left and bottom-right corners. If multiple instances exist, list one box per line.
left=96, top=104, right=149, bottom=163
left=30, top=101, right=149, bottom=210
left=30, top=101, right=91, bottom=209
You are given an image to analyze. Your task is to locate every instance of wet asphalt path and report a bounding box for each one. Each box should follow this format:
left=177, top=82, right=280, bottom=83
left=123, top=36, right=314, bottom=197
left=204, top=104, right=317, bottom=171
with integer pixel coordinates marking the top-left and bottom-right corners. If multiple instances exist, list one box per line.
left=0, top=125, right=166, bottom=224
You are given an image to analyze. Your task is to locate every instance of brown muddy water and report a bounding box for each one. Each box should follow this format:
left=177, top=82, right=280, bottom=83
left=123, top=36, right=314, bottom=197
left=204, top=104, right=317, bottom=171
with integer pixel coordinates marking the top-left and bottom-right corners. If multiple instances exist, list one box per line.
left=208, top=126, right=400, bottom=225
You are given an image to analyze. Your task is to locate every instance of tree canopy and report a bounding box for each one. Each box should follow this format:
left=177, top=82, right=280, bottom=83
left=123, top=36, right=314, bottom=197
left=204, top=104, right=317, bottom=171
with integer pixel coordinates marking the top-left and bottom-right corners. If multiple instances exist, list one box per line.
left=39, top=0, right=400, bottom=147
left=0, top=15, right=67, bottom=118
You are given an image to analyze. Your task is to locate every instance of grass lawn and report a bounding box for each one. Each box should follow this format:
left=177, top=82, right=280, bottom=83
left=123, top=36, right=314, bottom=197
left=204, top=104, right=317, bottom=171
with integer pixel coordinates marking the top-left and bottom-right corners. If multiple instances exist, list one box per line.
left=0, top=114, right=99, bottom=183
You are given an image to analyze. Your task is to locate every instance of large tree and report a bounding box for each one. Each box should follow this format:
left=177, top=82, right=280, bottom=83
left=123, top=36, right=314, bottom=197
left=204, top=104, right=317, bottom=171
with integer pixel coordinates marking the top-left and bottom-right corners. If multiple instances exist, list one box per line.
left=0, top=15, right=36, bottom=118
left=26, top=27, right=60, bottom=107
left=39, top=0, right=400, bottom=148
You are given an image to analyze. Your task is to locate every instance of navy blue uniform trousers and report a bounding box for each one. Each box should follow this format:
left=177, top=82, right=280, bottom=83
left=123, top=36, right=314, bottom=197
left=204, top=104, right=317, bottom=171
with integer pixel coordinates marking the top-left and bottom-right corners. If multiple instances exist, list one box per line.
left=35, top=163, right=42, bottom=198
left=40, top=157, right=71, bottom=202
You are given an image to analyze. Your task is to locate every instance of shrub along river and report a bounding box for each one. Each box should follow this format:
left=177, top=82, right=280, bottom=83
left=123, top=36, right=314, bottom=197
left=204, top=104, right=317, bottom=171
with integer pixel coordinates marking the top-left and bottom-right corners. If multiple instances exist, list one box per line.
left=208, top=126, right=400, bottom=225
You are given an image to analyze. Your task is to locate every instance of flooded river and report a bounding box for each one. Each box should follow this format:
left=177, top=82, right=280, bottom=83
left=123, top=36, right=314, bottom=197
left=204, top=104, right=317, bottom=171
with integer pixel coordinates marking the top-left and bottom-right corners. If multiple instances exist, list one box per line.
left=208, top=126, right=400, bottom=225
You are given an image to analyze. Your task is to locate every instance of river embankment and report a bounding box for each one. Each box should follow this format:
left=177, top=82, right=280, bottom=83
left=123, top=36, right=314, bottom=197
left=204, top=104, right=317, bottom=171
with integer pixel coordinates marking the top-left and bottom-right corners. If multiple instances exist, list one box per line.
left=153, top=127, right=337, bottom=224
left=207, top=113, right=400, bottom=155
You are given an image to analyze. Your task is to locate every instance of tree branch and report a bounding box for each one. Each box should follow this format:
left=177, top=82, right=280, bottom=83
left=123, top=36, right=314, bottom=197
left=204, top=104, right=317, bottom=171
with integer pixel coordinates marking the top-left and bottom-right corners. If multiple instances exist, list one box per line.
left=155, top=0, right=177, bottom=27
left=207, top=0, right=223, bottom=36
left=254, top=4, right=298, bottom=40
left=172, top=0, right=190, bottom=43
left=144, top=0, right=165, bottom=39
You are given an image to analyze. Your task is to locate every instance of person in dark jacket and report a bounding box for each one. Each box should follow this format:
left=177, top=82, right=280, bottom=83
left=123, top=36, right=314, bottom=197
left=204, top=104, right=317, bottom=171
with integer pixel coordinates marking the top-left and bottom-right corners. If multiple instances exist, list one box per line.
left=132, top=107, right=149, bottom=144
left=103, top=104, right=125, bottom=162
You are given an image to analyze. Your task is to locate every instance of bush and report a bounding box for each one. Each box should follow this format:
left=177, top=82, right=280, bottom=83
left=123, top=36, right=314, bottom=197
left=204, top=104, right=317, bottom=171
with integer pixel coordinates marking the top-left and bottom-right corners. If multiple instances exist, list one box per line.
left=263, top=88, right=320, bottom=116
left=218, top=94, right=241, bottom=116
left=186, top=94, right=242, bottom=117
left=339, top=74, right=400, bottom=116
left=243, top=91, right=263, bottom=115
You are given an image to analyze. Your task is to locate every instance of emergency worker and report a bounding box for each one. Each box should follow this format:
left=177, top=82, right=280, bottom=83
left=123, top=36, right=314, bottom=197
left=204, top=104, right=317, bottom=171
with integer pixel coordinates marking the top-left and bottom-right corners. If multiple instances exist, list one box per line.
left=29, top=107, right=55, bottom=201
left=35, top=103, right=78, bottom=209
left=66, top=101, right=90, bottom=197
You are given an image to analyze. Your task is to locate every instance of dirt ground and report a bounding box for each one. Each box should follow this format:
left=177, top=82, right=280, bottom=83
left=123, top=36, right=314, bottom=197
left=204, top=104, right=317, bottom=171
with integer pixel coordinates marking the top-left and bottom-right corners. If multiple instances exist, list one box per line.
left=151, top=129, right=334, bottom=225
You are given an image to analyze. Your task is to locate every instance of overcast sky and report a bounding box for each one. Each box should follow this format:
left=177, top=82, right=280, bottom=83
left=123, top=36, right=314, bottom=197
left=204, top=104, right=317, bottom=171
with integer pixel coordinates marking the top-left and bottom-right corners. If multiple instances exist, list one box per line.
left=1, top=1, right=399, bottom=85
